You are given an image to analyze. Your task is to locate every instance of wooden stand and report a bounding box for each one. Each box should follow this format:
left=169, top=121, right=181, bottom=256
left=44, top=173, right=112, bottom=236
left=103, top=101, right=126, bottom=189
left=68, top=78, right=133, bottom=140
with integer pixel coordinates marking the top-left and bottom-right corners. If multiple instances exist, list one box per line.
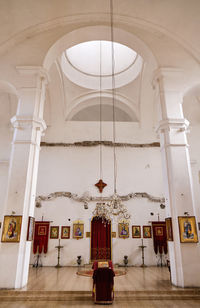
left=55, top=239, right=63, bottom=268
left=139, top=239, right=147, bottom=267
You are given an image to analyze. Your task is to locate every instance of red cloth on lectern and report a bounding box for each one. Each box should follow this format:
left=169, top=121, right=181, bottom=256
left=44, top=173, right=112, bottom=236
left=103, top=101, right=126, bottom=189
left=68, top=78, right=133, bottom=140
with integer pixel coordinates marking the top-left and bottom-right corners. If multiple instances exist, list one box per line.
left=152, top=221, right=168, bottom=254
left=93, top=266, right=115, bottom=303
left=33, top=221, right=50, bottom=254
left=91, top=217, right=111, bottom=260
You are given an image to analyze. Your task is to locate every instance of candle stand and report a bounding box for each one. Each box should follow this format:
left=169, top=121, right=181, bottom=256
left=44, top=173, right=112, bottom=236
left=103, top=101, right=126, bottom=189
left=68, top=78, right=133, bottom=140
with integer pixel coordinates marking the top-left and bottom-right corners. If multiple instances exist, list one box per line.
left=33, top=254, right=42, bottom=268
left=139, top=239, right=147, bottom=267
left=55, top=239, right=63, bottom=268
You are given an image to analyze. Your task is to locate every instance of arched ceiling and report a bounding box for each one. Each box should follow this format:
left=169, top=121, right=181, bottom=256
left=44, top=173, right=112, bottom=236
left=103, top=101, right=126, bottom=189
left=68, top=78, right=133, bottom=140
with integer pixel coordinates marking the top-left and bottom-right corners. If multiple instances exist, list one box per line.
left=71, top=104, right=134, bottom=122
left=0, top=1, right=200, bottom=131
left=0, top=1, right=199, bottom=93
left=0, top=0, right=200, bottom=62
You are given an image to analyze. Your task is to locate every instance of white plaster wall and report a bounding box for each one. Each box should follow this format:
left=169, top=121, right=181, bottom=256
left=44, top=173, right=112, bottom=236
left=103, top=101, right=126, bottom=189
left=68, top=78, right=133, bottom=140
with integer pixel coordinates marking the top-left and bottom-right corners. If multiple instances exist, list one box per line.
left=31, top=143, right=166, bottom=267
left=187, top=125, right=200, bottom=221
left=0, top=164, right=9, bottom=221
left=0, top=93, right=17, bottom=225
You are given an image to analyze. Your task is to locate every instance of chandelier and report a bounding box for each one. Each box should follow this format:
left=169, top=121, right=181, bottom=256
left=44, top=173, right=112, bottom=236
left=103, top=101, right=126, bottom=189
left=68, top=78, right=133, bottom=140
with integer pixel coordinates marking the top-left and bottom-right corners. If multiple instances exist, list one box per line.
left=93, top=194, right=130, bottom=223
left=93, top=0, right=130, bottom=222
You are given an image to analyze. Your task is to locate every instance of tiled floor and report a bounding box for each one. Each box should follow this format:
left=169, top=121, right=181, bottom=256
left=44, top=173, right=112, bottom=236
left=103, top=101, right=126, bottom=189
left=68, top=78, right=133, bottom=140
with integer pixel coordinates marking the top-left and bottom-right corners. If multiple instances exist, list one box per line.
left=0, top=266, right=200, bottom=307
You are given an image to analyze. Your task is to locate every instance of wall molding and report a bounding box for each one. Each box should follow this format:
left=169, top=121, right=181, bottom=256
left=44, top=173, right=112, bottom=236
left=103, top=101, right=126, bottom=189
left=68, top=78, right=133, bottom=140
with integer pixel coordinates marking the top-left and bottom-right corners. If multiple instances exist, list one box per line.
left=36, top=191, right=165, bottom=209
left=40, top=141, right=160, bottom=148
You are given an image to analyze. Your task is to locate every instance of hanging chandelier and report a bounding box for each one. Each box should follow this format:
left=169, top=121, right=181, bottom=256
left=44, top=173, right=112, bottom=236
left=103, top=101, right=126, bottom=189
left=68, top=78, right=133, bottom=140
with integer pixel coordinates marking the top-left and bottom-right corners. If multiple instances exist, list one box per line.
left=93, top=0, right=130, bottom=222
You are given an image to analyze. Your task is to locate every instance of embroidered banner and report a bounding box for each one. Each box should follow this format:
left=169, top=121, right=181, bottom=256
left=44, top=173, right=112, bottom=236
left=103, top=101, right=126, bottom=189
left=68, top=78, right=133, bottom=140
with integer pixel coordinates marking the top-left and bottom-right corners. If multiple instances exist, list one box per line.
left=33, top=221, right=50, bottom=254
left=152, top=221, right=168, bottom=254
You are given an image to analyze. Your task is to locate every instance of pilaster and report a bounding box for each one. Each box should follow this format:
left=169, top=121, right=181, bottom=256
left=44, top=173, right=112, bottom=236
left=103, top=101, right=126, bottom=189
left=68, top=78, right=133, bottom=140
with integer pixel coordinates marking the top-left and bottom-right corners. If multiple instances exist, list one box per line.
left=0, top=66, right=48, bottom=289
left=154, top=68, right=200, bottom=287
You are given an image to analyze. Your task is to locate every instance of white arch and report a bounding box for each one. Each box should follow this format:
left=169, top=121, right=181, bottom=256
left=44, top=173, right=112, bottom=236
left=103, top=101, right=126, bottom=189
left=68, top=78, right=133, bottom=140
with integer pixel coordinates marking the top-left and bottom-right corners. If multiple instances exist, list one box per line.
left=183, top=83, right=200, bottom=100
left=66, top=91, right=139, bottom=122
left=0, top=12, right=198, bottom=65
left=0, top=80, right=19, bottom=97
left=43, top=25, right=157, bottom=71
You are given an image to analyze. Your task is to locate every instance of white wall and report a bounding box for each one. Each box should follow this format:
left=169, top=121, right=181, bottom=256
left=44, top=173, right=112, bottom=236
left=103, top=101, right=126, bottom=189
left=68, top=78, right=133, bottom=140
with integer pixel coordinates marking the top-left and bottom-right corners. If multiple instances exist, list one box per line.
left=31, top=141, right=166, bottom=267
left=0, top=93, right=17, bottom=222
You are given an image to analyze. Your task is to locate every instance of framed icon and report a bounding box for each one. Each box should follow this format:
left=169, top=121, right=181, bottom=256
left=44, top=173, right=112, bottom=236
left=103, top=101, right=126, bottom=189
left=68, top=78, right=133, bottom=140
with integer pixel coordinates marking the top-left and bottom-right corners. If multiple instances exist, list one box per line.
left=50, top=226, right=59, bottom=239
left=112, top=232, right=116, bottom=238
left=61, top=226, right=70, bottom=239
left=86, top=232, right=91, bottom=238
left=178, top=216, right=198, bottom=243
left=1, top=215, right=22, bottom=242
left=73, top=223, right=84, bottom=239
left=119, top=223, right=129, bottom=238
left=132, top=225, right=141, bottom=238
left=165, top=217, right=173, bottom=241
left=143, top=225, right=151, bottom=238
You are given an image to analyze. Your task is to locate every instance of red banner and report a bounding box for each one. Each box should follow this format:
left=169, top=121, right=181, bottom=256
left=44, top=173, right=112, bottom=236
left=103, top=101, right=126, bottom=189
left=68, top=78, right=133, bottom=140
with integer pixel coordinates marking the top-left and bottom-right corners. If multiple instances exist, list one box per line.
left=152, top=221, right=168, bottom=254
left=33, top=221, right=50, bottom=254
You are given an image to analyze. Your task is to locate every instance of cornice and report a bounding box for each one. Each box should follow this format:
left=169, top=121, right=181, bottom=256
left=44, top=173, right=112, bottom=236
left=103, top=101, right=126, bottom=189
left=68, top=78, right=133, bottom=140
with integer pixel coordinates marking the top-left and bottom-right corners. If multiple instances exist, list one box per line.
left=11, top=115, right=47, bottom=132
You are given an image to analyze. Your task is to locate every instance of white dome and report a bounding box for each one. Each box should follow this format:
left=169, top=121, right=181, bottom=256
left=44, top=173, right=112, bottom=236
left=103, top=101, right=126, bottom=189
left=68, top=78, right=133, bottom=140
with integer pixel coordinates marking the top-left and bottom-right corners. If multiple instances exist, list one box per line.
left=66, top=40, right=137, bottom=76
left=61, top=40, right=143, bottom=90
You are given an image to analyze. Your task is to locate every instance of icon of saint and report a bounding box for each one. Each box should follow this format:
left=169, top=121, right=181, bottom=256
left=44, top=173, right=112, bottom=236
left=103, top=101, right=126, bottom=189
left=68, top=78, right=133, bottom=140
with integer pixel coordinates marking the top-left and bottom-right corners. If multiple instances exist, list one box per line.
left=7, top=218, right=17, bottom=239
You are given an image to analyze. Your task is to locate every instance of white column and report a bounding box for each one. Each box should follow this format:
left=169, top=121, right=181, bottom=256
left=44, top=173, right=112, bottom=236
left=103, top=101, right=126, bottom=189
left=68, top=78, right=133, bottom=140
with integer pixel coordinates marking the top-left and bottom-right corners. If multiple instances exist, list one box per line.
left=154, top=68, right=200, bottom=287
left=0, top=67, right=48, bottom=289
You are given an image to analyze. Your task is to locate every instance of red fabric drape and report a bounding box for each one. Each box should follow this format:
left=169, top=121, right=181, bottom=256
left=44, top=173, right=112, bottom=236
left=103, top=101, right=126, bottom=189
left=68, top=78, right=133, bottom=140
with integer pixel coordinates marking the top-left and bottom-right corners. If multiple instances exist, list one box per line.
left=93, top=267, right=115, bottom=303
left=152, top=221, right=168, bottom=254
left=33, top=221, right=50, bottom=254
left=91, top=217, right=111, bottom=260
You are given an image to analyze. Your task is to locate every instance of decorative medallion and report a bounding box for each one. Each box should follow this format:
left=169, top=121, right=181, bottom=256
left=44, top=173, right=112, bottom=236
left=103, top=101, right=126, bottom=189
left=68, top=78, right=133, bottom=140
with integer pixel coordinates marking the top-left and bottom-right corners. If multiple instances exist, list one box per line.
left=95, top=179, right=107, bottom=193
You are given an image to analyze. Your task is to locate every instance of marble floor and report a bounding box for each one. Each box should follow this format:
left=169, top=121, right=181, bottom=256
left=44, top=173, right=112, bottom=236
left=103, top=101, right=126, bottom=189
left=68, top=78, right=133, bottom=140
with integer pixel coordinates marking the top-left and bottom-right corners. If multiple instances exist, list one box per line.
left=23, top=266, right=174, bottom=291
left=0, top=266, right=200, bottom=307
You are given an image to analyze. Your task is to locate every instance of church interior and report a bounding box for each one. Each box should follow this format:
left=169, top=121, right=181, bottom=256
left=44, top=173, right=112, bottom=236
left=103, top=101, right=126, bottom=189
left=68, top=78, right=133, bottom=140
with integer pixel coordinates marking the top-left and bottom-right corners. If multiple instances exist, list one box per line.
left=0, top=0, right=200, bottom=306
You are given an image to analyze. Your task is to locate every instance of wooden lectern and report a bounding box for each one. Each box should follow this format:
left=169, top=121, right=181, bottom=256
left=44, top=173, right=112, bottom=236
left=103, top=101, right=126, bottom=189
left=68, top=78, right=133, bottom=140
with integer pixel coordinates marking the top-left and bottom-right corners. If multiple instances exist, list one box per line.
left=92, top=261, right=115, bottom=304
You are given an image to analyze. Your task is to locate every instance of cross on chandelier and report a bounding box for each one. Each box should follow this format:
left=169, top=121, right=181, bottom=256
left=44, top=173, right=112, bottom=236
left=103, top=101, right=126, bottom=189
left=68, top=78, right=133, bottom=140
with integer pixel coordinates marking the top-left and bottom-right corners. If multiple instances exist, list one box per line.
left=95, top=179, right=107, bottom=193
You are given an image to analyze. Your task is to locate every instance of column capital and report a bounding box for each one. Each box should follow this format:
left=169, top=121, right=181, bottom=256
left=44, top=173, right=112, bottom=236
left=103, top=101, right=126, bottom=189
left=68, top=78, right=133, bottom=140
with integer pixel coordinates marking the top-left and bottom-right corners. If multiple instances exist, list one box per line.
left=10, top=115, right=47, bottom=132
left=156, top=118, right=189, bottom=133
left=153, top=67, right=186, bottom=92
left=16, top=66, right=50, bottom=86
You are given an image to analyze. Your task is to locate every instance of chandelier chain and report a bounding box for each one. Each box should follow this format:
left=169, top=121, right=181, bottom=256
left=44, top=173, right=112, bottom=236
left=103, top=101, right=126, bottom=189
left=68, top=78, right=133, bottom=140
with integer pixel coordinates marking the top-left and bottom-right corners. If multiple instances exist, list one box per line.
left=110, top=0, right=117, bottom=194
left=99, top=40, right=103, bottom=180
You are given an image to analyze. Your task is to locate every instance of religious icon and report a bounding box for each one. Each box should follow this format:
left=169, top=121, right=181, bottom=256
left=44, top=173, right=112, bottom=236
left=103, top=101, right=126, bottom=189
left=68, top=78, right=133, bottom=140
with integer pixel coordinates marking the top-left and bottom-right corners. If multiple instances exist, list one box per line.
left=1, top=215, right=22, bottom=242
left=86, top=232, right=91, bottom=238
left=61, top=226, right=70, bottom=239
left=165, top=217, right=173, bottom=241
left=178, top=216, right=198, bottom=243
left=143, top=226, right=151, bottom=238
left=112, top=232, right=116, bottom=238
left=73, top=223, right=84, bottom=239
left=50, top=226, right=59, bottom=239
left=132, top=225, right=141, bottom=238
left=27, top=216, right=35, bottom=241
left=119, top=223, right=129, bottom=238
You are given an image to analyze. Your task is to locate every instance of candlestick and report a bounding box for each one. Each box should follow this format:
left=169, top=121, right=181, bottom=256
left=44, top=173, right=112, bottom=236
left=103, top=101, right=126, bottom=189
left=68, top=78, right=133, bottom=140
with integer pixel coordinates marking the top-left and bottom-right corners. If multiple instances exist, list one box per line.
left=139, top=239, right=147, bottom=267
left=55, top=239, right=64, bottom=268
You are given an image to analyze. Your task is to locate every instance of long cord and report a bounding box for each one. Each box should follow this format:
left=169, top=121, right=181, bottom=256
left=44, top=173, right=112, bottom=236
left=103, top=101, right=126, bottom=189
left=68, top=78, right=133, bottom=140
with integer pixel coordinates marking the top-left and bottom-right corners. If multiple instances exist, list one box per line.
left=110, top=0, right=117, bottom=194
left=99, top=41, right=103, bottom=180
